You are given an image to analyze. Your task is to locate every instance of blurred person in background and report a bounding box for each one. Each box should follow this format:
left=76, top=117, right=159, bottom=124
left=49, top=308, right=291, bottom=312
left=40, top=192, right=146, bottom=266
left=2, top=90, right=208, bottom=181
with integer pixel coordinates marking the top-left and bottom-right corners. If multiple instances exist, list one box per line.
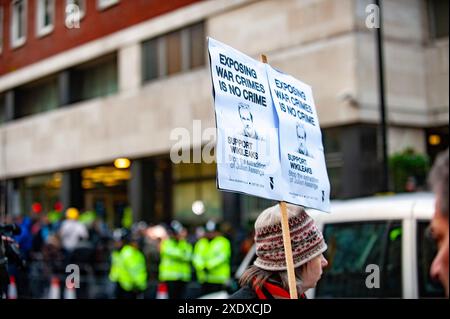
left=142, top=223, right=168, bottom=297
left=79, top=209, right=97, bottom=228
left=143, top=224, right=166, bottom=280
left=59, top=208, right=89, bottom=256
left=13, top=215, right=33, bottom=262
left=41, top=234, right=64, bottom=277
left=31, top=214, right=53, bottom=256
left=428, top=148, right=449, bottom=297
left=192, top=220, right=231, bottom=296
left=47, top=202, right=64, bottom=225
left=158, top=221, right=193, bottom=299
left=8, top=214, right=33, bottom=298
left=109, top=229, right=148, bottom=299
left=230, top=204, right=328, bottom=299
left=37, top=234, right=65, bottom=298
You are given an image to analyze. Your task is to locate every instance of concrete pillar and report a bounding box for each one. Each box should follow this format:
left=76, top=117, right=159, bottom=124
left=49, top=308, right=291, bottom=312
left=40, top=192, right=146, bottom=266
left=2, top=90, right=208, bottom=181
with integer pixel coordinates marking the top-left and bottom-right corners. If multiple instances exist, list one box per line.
left=128, top=159, right=155, bottom=223
left=61, top=169, right=84, bottom=211
left=0, top=180, right=19, bottom=217
left=118, top=43, right=142, bottom=93
left=6, top=180, right=20, bottom=217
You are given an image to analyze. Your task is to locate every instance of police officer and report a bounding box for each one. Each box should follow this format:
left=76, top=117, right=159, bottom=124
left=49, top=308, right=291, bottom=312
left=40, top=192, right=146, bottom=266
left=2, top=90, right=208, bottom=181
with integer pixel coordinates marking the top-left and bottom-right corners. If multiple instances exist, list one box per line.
left=158, top=221, right=193, bottom=299
left=192, top=221, right=231, bottom=296
left=109, top=229, right=148, bottom=299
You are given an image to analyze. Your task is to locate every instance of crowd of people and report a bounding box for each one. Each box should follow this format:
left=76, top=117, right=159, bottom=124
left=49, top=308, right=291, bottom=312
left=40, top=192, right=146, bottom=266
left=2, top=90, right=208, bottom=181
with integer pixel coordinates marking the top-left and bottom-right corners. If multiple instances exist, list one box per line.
left=1, top=202, right=243, bottom=299
left=3, top=203, right=112, bottom=298
left=109, top=219, right=234, bottom=299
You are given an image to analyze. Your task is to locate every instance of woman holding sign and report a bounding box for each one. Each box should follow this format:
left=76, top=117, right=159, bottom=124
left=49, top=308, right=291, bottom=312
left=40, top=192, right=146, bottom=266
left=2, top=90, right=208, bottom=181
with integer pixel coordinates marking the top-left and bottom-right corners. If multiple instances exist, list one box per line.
left=230, top=204, right=328, bottom=299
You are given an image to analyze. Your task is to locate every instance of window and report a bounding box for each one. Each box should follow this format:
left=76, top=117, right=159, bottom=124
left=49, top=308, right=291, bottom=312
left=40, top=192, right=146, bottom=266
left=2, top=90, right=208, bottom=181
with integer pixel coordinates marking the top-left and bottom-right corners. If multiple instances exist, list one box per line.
left=428, top=0, right=449, bottom=39
left=36, top=0, right=54, bottom=37
left=142, top=38, right=159, bottom=81
left=10, top=0, right=27, bottom=48
left=0, top=7, right=3, bottom=54
left=417, top=221, right=446, bottom=298
left=97, top=0, right=119, bottom=10
left=315, top=221, right=403, bottom=298
left=241, top=194, right=276, bottom=228
left=15, top=75, right=59, bottom=119
left=0, top=93, right=6, bottom=124
left=166, top=30, right=182, bottom=75
left=322, top=125, right=381, bottom=199
left=189, top=23, right=205, bottom=69
left=19, top=173, right=62, bottom=217
left=173, top=162, right=221, bottom=226
left=69, top=53, right=118, bottom=103
left=65, top=0, right=86, bottom=26
left=142, top=22, right=205, bottom=82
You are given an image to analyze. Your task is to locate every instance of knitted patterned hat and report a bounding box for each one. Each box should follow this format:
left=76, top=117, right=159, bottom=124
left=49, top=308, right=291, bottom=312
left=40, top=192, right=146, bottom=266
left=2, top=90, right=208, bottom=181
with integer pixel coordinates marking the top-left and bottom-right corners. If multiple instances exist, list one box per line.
left=253, top=204, right=327, bottom=271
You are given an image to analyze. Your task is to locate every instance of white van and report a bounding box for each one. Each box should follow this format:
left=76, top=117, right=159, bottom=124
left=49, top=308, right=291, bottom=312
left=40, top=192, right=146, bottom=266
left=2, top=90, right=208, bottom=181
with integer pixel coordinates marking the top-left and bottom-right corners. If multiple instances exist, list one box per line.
left=306, top=192, right=445, bottom=298
left=225, top=192, right=445, bottom=299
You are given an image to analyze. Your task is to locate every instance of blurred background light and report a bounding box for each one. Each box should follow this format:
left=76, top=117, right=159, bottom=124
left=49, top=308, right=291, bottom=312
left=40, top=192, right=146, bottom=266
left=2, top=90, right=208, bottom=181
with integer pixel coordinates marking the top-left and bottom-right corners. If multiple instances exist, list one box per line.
left=429, top=134, right=441, bottom=146
left=192, top=200, right=205, bottom=215
left=114, top=158, right=131, bottom=169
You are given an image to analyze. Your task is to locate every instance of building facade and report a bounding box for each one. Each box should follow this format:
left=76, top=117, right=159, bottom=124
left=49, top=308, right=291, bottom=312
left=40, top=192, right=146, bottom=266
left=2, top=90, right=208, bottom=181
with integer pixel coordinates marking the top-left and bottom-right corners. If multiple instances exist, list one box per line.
left=0, top=0, right=448, bottom=228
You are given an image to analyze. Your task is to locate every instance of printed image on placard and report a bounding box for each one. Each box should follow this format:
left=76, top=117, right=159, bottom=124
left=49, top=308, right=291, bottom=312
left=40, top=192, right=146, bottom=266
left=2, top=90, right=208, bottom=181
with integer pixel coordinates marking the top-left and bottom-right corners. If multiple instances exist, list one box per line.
left=237, top=102, right=262, bottom=141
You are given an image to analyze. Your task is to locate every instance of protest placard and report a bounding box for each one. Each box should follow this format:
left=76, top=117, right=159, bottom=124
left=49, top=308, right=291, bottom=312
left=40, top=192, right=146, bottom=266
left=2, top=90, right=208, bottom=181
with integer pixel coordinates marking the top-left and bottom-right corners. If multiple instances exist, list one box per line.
left=208, top=37, right=330, bottom=212
left=265, top=65, right=330, bottom=212
left=208, top=37, right=283, bottom=201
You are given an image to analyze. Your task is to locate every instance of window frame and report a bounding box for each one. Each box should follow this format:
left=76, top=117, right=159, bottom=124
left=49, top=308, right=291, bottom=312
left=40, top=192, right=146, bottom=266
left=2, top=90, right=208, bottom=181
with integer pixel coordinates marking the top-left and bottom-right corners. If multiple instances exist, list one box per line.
left=97, top=0, right=119, bottom=11
left=141, top=22, right=205, bottom=83
left=0, top=93, right=6, bottom=124
left=36, top=0, right=55, bottom=38
left=10, top=0, right=27, bottom=49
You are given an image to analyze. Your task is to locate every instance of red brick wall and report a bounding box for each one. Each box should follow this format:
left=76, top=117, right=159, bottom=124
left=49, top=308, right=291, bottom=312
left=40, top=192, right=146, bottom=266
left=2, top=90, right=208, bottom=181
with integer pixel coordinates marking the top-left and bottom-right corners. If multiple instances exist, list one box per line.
left=0, top=0, right=201, bottom=76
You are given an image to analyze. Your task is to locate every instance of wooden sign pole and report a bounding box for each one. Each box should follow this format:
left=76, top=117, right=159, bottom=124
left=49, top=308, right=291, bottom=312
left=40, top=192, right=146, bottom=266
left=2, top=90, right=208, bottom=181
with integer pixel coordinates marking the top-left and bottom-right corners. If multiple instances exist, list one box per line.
left=260, top=54, right=298, bottom=299
left=279, top=201, right=298, bottom=299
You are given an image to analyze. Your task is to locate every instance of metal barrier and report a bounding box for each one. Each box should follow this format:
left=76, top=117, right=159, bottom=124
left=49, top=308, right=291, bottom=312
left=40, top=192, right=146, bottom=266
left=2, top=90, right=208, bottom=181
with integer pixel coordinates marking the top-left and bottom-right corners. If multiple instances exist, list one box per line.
left=26, top=259, right=113, bottom=299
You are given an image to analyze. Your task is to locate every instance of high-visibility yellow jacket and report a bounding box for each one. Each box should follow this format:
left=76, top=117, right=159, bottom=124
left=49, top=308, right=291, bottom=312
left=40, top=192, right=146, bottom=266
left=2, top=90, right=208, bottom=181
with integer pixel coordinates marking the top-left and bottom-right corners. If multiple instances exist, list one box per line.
left=159, top=238, right=193, bottom=282
left=109, top=245, right=148, bottom=292
left=47, top=210, right=63, bottom=224
left=79, top=210, right=96, bottom=226
left=192, top=236, right=231, bottom=285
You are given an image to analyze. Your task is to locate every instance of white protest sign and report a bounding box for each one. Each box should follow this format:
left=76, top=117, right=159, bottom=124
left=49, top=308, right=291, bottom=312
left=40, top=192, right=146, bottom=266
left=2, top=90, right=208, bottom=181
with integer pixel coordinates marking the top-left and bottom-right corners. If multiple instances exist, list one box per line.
left=208, top=37, right=283, bottom=201
left=265, top=65, right=330, bottom=212
left=208, top=37, right=330, bottom=212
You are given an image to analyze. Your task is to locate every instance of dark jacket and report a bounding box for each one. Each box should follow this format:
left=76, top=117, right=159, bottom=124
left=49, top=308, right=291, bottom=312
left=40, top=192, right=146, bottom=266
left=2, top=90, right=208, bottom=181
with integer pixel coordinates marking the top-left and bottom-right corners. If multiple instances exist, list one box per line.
left=229, top=285, right=257, bottom=299
left=229, top=282, right=307, bottom=299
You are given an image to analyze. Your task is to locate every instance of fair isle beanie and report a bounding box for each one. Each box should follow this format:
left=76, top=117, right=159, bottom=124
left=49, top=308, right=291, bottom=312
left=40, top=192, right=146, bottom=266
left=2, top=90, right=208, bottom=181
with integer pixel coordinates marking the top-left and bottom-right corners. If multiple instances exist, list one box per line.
left=253, top=203, right=327, bottom=271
